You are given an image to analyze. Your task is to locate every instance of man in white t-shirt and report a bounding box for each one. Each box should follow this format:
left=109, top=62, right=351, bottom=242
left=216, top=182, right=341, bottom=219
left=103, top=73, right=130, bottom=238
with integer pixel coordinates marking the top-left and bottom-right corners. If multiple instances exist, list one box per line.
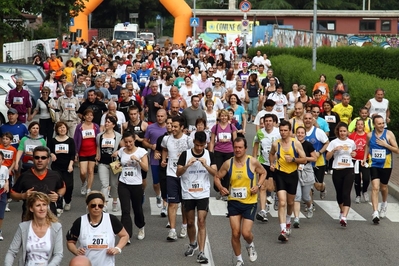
left=161, top=116, right=194, bottom=241
left=267, top=85, right=288, bottom=122
left=251, top=50, right=263, bottom=66
left=365, top=88, right=390, bottom=126
left=176, top=131, right=217, bottom=263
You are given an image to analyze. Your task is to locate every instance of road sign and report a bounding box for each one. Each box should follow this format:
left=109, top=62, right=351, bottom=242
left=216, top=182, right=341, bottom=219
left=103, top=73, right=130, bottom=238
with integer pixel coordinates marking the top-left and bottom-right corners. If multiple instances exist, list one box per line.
left=190, top=17, right=199, bottom=27
left=242, top=19, right=249, bottom=29
left=129, top=13, right=138, bottom=19
left=69, top=18, right=74, bottom=27
left=156, top=15, right=161, bottom=20
left=239, top=1, right=251, bottom=12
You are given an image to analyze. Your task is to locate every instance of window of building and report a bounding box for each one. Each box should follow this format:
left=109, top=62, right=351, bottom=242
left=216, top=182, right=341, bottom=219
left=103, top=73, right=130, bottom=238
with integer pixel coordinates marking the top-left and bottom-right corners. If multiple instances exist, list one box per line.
left=258, top=20, right=283, bottom=26
left=310, top=20, right=336, bottom=31
left=381, top=20, right=391, bottom=31
left=359, top=20, right=376, bottom=31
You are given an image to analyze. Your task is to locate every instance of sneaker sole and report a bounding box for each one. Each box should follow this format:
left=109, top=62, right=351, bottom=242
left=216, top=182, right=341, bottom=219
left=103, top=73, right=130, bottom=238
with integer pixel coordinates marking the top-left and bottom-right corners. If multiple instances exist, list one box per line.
left=293, top=222, right=300, bottom=228
left=161, top=212, right=167, bottom=217
left=185, top=246, right=198, bottom=256
left=256, top=214, right=268, bottom=222
left=340, top=220, right=347, bottom=227
left=197, top=258, right=209, bottom=263
left=372, top=216, right=380, bottom=224
left=278, top=234, right=288, bottom=242
left=167, top=237, right=177, bottom=241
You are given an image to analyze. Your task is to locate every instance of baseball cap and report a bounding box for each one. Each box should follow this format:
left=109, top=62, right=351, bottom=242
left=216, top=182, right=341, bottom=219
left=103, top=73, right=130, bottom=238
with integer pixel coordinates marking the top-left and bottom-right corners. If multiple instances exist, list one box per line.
left=7, top=108, right=18, bottom=114
left=178, top=68, right=185, bottom=73
left=242, top=62, right=248, bottom=67
left=127, top=75, right=132, bottom=79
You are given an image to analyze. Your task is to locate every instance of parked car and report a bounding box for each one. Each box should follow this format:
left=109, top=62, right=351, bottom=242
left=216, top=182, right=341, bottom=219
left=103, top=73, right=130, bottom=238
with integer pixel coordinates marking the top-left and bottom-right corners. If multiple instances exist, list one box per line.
left=139, top=32, right=155, bottom=46
left=0, top=63, right=45, bottom=101
left=0, top=72, right=36, bottom=110
left=0, top=79, right=16, bottom=124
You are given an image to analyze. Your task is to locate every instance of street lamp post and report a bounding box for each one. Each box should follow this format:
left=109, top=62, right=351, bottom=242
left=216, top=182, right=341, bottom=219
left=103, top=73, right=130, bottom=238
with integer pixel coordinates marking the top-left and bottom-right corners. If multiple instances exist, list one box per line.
left=312, top=0, right=317, bottom=70
left=193, top=0, right=196, bottom=38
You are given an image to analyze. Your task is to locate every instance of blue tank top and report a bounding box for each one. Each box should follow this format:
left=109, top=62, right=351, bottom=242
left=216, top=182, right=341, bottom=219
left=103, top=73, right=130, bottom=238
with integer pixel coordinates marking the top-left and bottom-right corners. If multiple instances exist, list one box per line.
left=369, top=129, right=392, bottom=168
left=305, top=127, right=326, bottom=167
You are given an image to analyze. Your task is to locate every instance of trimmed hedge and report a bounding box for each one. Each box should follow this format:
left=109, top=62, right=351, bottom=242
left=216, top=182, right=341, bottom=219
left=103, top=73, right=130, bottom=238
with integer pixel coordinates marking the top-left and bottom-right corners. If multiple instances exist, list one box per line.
left=248, top=46, right=399, bottom=80
left=270, top=54, right=399, bottom=133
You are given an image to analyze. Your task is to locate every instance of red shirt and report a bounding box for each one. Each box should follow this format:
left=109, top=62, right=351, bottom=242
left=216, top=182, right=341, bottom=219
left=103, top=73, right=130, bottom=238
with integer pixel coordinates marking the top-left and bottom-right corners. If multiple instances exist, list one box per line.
left=349, top=132, right=367, bottom=160
left=309, top=99, right=325, bottom=113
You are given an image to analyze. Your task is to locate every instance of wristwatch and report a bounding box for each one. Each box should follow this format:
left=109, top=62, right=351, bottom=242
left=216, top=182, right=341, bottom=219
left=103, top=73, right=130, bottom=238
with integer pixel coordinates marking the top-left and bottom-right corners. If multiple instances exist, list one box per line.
left=257, top=184, right=261, bottom=188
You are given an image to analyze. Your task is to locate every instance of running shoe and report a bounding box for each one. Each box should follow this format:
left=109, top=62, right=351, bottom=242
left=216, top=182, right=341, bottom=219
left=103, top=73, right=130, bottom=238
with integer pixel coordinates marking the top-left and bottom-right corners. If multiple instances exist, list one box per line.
left=112, top=201, right=118, bottom=212
left=355, top=196, right=361, bottom=204
left=363, top=192, right=370, bottom=202
left=339, top=212, right=343, bottom=220
left=320, top=189, right=326, bottom=200
left=167, top=230, right=177, bottom=241
left=278, top=230, right=288, bottom=242
left=86, top=189, right=91, bottom=195
left=81, top=181, right=87, bottom=195
left=56, top=208, right=63, bottom=217
left=372, top=212, right=380, bottom=224
left=273, top=194, right=279, bottom=211
left=379, top=205, right=387, bottom=218
left=184, top=242, right=198, bottom=256
left=307, top=204, right=314, bottom=219
left=161, top=206, right=167, bottom=217
left=235, top=260, right=244, bottom=266
left=293, top=218, right=300, bottom=228
left=156, top=196, right=162, bottom=208
left=197, top=252, right=209, bottom=264
left=256, top=210, right=268, bottom=222
left=0, top=230, right=3, bottom=241
left=5, top=203, right=10, bottom=212
left=179, top=227, right=187, bottom=238
left=137, top=227, right=145, bottom=240
left=267, top=196, right=273, bottom=204
left=340, top=217, right=347, bottom=227
left=64, top=203, right=71, bottom=211
left=286, top=224, right=291, bottom=236
left=246, top=244, right=258, bottom=262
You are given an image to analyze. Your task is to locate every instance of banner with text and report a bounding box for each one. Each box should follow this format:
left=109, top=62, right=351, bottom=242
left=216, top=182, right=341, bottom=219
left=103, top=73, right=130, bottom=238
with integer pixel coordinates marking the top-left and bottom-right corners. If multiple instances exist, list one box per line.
left=206, top=21, right=259, bottom=34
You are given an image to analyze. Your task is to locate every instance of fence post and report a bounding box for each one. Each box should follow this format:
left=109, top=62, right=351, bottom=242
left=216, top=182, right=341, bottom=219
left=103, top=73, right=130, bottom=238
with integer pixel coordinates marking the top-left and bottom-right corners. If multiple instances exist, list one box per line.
left=24, top=39, right=30, bottom=64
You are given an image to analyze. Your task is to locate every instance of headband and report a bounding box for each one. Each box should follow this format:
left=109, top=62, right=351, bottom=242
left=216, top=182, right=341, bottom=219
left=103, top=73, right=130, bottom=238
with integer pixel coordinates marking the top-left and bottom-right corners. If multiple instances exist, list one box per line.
left=86, top=193, right=104, bottom=205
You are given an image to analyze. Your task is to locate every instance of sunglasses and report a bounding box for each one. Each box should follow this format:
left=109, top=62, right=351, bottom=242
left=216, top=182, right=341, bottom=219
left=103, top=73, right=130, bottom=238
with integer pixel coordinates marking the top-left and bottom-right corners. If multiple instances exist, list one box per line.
left=34, top=156, right=48, bottom=160
left=90, top=204, right=104, bottom=209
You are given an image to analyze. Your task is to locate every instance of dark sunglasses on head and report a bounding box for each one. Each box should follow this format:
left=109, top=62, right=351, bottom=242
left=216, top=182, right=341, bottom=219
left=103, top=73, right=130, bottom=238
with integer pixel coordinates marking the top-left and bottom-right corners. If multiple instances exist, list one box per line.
left=90, top=204, right=104, bottom=209
left=34, top=156, right=48, bottom=160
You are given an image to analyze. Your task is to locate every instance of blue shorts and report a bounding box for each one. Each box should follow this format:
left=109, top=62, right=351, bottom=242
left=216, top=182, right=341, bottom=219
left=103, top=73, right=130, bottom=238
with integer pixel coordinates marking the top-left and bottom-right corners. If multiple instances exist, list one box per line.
left=167, top=176, right=181, bottom=203
left=0, top=192, right=7, bottom=219
left=151, top=165, right=160, bottom=184
left=227, top=200, right=257, bottom=221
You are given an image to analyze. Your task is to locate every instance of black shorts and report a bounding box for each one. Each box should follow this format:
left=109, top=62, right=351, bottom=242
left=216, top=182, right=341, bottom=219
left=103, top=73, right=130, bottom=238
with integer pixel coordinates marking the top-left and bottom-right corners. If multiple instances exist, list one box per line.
left=79, top=155, right=96, bottom=162
left=274, top=170, right=299, bottom=195
left=262, top=164, right=273, bottom=179
left=227, top=200, right=257, bottom=221
left=159, top=166, right=167, bottom=200
left=313, top=165, right=326, bottom=183
left=370, top=167, right=392, bottom=185
left=183, top=198, right=209, bottom=212
left=167, top=176, right=181, bottom=203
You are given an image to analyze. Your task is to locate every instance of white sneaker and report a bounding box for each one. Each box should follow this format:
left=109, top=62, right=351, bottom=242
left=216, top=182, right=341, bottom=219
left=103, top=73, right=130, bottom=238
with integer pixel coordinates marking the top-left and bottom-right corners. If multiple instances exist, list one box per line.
left=266, top=196, right=273, bottom=204
left=112, top=201, right=118, bottom=212
left=179, top=227, right=187, bottom=238
left=5, top=203, right=10, bottom=212
left=0, top=230, right=3, bottom=241
left=161, top=206, right=167, bottom=217
left=235, top=260, right=244, bottom=266
left=167, top=229, right=177, bottom=241
left=246, top=244, right=257, bottom=262
left=137, top=227, right=145, bottom=240
left=363, top=192, right=370, bottom=202
left=64, top=203, right=71, bottom=211
left=56, top=208, right=63, bottom=217
left=81, top=181, right=87, bottom=195
left=379, top=205, right=387, bottom=218
left=86, top=189, right=91, bottom=195
left=156, top=196, right=162, bottom=208
left=372, top=212, right=380, bottom=224
left=307, top=204, right=314, bottom=219
left=355, top=196, right=361, bottom=204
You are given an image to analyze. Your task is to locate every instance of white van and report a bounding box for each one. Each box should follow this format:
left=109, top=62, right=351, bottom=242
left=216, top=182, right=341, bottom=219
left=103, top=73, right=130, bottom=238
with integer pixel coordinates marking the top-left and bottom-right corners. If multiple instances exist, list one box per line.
left=139, top=32, right=155, bottom=46
left=113, top=23, right=139, bottom=42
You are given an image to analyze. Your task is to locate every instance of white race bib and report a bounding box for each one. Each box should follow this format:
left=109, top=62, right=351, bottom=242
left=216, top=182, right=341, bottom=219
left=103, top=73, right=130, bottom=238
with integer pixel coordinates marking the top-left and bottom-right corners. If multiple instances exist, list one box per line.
left=55, top=144, right=69, bottom=154
left=77, top=94, right=84, bottom=100
left=231, top=187, right=247, bottom=199
left=82, top=129, right=95, bottom=139
left=87, top=233, right=109, bottom=249
left=188, top=125, right=196, bottom=131
left=171, top=158, right=178, bottom=169
left=324, top=115, right=336, bottom=123
left=372, top=149, right=386, bottom=159
left=337, top=155, right=351, bottom=166
left=13, top=97, right=23, bottom=105
left=102, top=138, right=115, bottom=148
left=25, top=145, right=37, bottom=155
left=218, top=132, right=231, bottom=141
left=188, top=180, right=204, bottom=192
left=12, top=134, right=20, bottom=144
left=64, top=103, right=75, bottom=111
left=0, top=149, right=13, bottom=160
left=111, top=94, right=119, bottom=101
left=139, top=77, right=147, bottom=83
left=122, top=166, right=137, bottom=178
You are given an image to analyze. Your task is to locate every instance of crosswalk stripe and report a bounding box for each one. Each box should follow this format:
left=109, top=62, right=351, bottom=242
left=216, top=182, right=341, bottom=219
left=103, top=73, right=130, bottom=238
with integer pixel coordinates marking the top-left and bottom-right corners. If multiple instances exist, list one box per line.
left=314, top=200, right=366, bottom=221
left=368, top=202, right=399, bottom=222
left=209, top=197, right=228, bottom=216
left=267, top=207, right=307, bottom=219
left=149, top=197, right=182, bottom=216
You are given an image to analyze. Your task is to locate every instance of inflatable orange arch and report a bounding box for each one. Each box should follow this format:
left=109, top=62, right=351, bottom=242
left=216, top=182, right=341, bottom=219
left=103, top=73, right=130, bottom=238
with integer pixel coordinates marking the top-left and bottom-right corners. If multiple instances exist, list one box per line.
left=69, top=0, right=192, bottom=44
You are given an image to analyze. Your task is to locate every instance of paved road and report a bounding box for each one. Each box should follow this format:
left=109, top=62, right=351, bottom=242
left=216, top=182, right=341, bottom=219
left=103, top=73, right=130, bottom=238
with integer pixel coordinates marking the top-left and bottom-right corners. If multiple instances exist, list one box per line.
left=1, top=123, right=399, bottom=266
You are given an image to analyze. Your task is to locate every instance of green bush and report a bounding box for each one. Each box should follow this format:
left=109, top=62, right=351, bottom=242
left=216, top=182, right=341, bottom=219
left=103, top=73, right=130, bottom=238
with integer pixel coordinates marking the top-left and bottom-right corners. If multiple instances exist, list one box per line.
left=248, top=46, right=399, bottom=80
left=270, top=54, right=399, bottom=133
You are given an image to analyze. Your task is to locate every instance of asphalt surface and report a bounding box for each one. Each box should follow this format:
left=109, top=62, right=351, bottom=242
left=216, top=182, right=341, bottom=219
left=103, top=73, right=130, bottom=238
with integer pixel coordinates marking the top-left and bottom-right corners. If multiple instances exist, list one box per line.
left=1, top=122, right=399, bottom=266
